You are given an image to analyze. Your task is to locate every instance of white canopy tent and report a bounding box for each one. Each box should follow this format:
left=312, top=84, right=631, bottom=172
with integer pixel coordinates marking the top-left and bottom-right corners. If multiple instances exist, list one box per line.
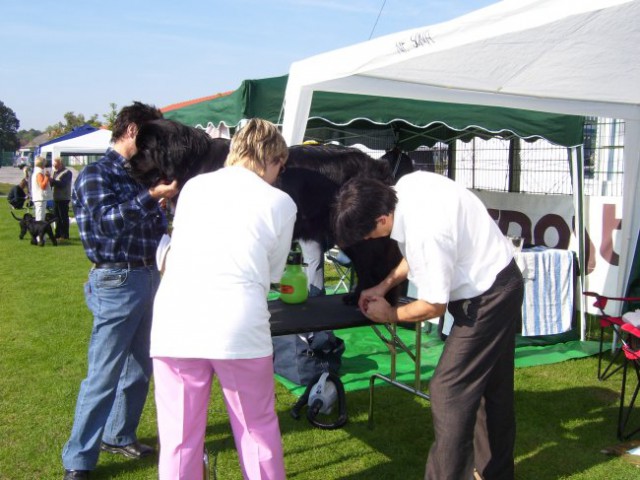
left=39, top=129, right=112, bottom=159
left=282, top=0, right=640, bottom=331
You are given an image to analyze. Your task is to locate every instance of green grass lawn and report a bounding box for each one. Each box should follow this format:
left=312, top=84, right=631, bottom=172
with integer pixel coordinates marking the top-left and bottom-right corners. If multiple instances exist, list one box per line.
left=0, top=182, right=13, bottom=196
left=1, top=201, right=639, bottom=479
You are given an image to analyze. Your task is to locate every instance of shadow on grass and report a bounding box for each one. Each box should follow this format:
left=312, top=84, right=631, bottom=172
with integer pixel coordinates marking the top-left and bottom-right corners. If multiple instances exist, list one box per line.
left=91, top=441, right=158, bottom=478
left=277, top=383, right=626, bottom=479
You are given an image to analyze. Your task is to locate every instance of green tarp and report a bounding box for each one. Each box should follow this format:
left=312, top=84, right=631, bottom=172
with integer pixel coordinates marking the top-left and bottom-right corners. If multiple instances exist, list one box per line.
left=276, top=325, right=601, bottom=395
left=163, top=75, right=585, bottom=149
left=163, top=76, right=286, bottom=130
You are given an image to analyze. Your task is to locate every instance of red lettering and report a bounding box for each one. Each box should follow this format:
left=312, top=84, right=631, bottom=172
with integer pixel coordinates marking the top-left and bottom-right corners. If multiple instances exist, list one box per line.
left=584, top=226, right=597, bottom=274
left=497, top=210, right=532, bottom=245
left=601, top=204, right=621, bottom=266
left=534, top=214, right=571, bottom=249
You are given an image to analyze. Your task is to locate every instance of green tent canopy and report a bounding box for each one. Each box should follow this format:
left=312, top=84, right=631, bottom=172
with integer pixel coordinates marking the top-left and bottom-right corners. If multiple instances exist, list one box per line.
left=162, top=76, right=286, bottom=131
left=162, top=75, right=584, bottom=150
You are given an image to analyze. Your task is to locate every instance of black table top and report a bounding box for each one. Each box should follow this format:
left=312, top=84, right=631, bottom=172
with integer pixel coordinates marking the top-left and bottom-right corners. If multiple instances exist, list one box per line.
left=269, top=294, right=373, bottom=336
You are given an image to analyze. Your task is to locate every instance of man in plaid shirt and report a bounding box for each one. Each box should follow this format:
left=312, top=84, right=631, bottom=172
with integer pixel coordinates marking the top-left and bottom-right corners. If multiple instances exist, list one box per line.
left=62, top=102, right=179, bottom=480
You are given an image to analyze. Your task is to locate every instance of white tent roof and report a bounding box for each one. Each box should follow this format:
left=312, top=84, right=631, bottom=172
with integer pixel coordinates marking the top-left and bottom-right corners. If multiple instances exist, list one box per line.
left=282, top=0, right=640, bottom=307
left=39, top=129, right=113, bottom=157
left=283, top=0, right=639, bottom=135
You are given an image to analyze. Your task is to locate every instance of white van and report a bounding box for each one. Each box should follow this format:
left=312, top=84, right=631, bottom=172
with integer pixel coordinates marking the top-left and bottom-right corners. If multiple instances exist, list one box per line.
left=13, top=148, right=32, bottom=168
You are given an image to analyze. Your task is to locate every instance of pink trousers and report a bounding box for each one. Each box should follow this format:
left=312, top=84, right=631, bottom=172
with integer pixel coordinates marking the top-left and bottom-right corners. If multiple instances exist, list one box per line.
left=153, top=356, right=286, bottom=480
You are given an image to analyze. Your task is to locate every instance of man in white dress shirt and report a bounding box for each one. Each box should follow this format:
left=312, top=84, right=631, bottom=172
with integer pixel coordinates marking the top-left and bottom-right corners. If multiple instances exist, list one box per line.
left=333, top=171, right=524, bottom=480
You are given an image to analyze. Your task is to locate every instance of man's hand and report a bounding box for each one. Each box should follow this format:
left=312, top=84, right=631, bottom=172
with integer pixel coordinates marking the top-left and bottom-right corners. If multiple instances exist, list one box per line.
left=149, top=180, right=179, bottom=201
left=360, top=295, right=396, bottom=323
left=358, top=284, right=388, bottom=313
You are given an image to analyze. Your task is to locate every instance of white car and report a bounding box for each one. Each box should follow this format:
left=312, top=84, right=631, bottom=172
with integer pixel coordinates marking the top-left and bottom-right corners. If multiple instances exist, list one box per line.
left=13, top=156, right=29, bottom=168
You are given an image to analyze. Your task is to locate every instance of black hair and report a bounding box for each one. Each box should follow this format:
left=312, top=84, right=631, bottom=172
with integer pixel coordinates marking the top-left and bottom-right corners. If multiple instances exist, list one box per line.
left=332, top=177, right=398, bottom=248
left=112, top=101, right=163, bottom=142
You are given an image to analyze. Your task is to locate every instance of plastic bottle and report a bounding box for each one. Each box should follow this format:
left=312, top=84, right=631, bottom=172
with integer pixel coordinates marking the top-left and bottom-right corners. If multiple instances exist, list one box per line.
left=280, top=242, right=309, bottom=304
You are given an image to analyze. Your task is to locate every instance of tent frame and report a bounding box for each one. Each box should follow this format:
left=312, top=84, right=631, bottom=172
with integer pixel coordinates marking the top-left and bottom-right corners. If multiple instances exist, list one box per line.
left=281, top=0, right=640, bottom=339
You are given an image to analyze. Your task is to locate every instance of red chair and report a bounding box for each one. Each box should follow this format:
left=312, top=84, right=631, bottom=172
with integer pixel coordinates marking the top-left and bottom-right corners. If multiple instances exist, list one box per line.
left=618, top=323, right=640, bottom=440
left=583, top=291, right=640, bottom=381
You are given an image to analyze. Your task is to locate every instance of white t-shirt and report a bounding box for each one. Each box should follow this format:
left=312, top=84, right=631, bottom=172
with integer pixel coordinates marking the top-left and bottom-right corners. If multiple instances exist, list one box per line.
left=391, top=171, right=513, bottom=304
left=31, top=166, right=52, bottom=201
left=151, top=166, right=297, bottom=359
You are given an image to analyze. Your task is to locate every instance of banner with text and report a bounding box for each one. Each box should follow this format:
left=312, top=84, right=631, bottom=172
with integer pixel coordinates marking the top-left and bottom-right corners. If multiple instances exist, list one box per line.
left=473, top=190, right=623, bottom=312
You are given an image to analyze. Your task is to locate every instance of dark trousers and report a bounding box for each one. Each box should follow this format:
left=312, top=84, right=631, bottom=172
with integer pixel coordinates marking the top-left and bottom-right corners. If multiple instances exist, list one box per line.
left=53, top=200, right=70, bottom=239
left=425, top=259, right=524, bottom=480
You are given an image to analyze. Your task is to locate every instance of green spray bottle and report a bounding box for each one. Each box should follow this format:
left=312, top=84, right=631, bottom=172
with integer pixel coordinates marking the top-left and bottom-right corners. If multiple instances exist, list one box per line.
left=280, top=241, right=309, bottom=304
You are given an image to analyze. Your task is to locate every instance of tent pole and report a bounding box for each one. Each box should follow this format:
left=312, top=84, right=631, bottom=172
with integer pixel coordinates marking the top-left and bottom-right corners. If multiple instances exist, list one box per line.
left=447, top=141, right=456, bottom=180
left=571, top=146, right=587, bottom=341
left=508, top=138, right=521, bottom=193
left=619, top=119, right=640, bottom=305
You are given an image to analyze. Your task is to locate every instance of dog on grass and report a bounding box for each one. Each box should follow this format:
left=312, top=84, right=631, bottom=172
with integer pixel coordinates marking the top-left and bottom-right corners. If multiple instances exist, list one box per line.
left=11, top=211, right=58, bottom=247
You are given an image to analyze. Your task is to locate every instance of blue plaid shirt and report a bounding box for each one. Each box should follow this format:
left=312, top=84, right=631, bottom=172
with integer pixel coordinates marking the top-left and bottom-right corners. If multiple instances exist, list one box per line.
left=72, top=148, right=168, bottom=264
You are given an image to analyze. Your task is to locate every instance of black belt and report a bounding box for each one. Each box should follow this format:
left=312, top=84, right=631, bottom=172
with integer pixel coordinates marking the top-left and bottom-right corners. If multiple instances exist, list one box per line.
left=93, top=258, right=156, bottom=269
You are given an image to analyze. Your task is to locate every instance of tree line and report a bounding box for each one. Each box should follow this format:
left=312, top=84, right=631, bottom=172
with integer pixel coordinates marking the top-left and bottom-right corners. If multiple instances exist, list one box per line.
left=0, top=100, right=118, bottom=153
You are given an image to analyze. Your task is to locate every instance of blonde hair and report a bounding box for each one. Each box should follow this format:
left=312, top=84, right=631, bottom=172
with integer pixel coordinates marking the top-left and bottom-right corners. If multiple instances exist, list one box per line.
left=34, top=156, right=45, bottom=168
left=225, top=118, right=288, bottom=176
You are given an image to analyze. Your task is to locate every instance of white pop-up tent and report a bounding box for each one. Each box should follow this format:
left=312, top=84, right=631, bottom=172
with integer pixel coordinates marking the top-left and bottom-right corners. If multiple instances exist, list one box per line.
left=282, top=0, right=640, bottom=323
left=39, top=128, right=112, bottom=159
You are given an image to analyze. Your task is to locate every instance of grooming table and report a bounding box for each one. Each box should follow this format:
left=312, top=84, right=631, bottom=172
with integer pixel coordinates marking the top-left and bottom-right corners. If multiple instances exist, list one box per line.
left=268, top=294, right=431, bottom=425
left=269, top=294, right=372, bottom=336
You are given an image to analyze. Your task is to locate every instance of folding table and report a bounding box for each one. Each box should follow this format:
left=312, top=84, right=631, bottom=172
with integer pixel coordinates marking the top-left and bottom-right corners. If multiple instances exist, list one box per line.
left=269, top=294, right=430, bottom=425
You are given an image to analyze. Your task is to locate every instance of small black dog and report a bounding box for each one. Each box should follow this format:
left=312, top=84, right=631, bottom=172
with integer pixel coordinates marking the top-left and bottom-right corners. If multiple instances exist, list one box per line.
left=11, top=211, right=58, bottom=247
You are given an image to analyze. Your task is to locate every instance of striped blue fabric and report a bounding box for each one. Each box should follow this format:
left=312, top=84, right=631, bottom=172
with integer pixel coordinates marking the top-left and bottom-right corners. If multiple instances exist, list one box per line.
left=519, top=247, right=574, bottom=336
left=72, top=148, right=167, bottom=264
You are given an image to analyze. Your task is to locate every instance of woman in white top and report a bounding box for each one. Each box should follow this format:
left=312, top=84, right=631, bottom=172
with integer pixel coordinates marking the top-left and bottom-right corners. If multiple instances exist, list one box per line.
left=31, top=156, right=52, bottom=221
left=151, top=118, right=297, bottom=480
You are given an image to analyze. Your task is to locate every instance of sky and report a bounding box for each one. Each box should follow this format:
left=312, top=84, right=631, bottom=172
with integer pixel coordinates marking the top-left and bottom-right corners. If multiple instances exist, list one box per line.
left=0, top=0, right=495, bottom=132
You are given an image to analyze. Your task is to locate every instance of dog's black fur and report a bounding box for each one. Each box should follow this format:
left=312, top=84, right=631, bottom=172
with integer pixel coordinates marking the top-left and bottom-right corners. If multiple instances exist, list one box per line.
left=11, top=211, right=58, bottom=247
left=279, top=144, right=393, bottom=245
left=381, top=147, right=415, bottom=180
left=279, top=145, right=406, bottom=303
left=128, top=119, right=409, bottom=304
left=127, top=119, right=229, bottom=189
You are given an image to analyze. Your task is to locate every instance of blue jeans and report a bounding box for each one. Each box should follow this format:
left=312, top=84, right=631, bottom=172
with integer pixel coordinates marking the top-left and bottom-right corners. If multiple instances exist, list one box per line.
left=62, top=266, right=160, bottom=471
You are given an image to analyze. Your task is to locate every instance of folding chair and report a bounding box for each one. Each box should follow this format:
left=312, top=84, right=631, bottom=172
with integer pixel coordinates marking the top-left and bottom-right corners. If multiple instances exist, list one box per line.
left=325, top=248, right=354, bottom=294
left=583, top=291, right=640, bottom=381
left=618, top=322, right=640, bottom=440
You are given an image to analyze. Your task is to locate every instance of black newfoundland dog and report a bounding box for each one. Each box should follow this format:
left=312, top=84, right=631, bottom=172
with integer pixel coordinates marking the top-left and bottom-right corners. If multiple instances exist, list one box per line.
left=11, top=211, right=57, bottom=246
left=128, top=118, right=408, bottom=304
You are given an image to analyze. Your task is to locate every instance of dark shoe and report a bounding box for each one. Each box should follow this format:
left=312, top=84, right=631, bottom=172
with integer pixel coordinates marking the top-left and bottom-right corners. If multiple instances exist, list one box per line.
left=63, top=470, right=89, bottom=480
left=100, top=441, right=155, bottom=459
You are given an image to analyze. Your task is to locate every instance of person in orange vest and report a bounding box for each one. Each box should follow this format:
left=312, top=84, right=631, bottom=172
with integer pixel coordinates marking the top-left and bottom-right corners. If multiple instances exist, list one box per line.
left=31, top=156, right=52, bottom=221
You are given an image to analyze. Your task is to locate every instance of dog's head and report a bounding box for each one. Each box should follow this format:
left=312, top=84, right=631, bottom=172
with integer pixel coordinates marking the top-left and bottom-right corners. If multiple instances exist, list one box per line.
left=11, top=211, right=34, bottom=239
left=127, top=119, right=230, bottom=189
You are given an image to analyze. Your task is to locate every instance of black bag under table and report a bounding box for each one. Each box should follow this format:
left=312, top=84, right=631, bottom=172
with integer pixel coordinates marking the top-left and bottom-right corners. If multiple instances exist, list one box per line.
left=268, top=293, right=431, bottom=426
